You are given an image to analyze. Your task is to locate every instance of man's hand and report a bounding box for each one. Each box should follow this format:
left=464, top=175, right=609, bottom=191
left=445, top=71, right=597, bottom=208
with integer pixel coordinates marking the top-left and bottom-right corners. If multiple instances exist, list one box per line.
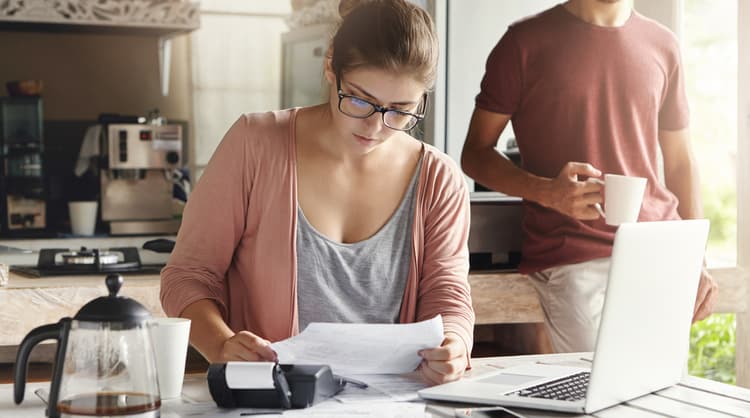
left=219, top=331, right=278, bottom=362
left=418, top=333, right=468, bottom=385
left=693, top=267, right=718, bottom=322
left=540, top=162, right=603, bottom=220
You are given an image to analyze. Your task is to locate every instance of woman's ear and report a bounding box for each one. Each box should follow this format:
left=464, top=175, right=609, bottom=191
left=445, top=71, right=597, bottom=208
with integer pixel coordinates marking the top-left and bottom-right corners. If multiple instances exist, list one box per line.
left=323, top=47, right=335, bottom=84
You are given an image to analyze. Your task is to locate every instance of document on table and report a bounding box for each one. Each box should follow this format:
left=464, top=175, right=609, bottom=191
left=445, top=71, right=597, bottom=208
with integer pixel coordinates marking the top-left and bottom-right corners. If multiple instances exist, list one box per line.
left=271, top=315, right=444, bottom=375
left=334, top=372, right=428, bottom=403
left=164, top=400, right=427, bottom=417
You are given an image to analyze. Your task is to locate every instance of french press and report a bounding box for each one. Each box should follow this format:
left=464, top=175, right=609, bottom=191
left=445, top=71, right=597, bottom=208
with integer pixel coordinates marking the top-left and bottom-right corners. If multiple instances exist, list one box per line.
left=14, top=274, right=161, bottom=417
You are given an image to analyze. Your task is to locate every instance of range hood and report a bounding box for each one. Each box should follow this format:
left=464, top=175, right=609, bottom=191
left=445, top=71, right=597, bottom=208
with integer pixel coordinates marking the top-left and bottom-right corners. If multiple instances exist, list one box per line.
left=0, top=0, right=200, bottom=96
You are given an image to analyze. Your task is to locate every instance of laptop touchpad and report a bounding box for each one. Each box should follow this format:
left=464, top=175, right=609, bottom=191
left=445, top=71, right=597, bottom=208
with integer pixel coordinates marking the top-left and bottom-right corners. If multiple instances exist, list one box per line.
left=479, top=373, right=541, bottom=386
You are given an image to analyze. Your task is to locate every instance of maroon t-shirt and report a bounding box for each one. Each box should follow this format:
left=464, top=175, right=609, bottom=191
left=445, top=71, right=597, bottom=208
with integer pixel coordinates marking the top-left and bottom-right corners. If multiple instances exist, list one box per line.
left=476, top=5, right=687, bottom=273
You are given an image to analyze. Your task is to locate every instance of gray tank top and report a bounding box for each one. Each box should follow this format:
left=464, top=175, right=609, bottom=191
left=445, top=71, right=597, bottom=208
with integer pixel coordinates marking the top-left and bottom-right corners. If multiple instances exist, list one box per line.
left=296, top=157, right=423, bottom=331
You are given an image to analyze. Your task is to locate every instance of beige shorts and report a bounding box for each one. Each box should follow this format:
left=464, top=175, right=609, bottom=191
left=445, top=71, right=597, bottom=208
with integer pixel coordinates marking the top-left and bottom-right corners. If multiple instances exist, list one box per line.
left=528, top=257, right=611, bottom=353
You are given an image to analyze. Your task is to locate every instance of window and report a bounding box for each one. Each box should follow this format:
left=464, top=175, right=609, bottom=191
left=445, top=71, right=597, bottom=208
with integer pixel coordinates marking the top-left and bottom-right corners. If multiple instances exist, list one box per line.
left=684, top=0, right=738, bottom=267
left=681, top=0, right=744, bottom=385
left=189, top=0, right=291, bottom=177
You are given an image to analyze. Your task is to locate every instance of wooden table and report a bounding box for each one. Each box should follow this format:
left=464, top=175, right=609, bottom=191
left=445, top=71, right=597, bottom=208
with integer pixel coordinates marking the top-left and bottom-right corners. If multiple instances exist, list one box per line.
left=2, top=353, right=748, bottom=417
left=428, top=354, right=750, bottom=417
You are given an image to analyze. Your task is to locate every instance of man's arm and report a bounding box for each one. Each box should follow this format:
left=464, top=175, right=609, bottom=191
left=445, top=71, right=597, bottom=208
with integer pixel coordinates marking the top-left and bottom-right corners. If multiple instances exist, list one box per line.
left=660, top=128, right=703, bottom=219
left=461, top=108, right=603, bottom=220
left=461, top=108, right=542, bottom=199
left=659, top=128, right=718, bottom=322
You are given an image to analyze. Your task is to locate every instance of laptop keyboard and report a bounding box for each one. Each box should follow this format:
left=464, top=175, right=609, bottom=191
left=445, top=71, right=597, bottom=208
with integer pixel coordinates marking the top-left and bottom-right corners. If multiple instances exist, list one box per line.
left=507, top=371, right=590, bottom=402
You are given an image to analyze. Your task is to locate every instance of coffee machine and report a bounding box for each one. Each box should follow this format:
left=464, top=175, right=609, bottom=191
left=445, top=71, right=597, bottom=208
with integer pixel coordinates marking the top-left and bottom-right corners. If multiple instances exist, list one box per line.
left=0, top=97, right=46, bottom=235
left=101, top=123, right=182, bottom=235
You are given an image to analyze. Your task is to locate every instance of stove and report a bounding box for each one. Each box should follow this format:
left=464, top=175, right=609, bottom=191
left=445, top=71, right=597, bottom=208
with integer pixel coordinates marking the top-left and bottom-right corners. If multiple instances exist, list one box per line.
left=11, top=247, right=164, bottom=277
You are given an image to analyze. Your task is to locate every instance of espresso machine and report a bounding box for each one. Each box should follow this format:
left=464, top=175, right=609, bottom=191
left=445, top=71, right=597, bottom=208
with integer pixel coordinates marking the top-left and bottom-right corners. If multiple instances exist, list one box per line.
left=101, top=123, right=182, bottom=235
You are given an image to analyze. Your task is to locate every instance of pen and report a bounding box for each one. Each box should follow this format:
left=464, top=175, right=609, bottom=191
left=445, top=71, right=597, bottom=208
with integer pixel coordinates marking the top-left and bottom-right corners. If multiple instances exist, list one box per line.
left=239, top=410, right=282, bottom=416
left=335, top=375, right=369, bottom=389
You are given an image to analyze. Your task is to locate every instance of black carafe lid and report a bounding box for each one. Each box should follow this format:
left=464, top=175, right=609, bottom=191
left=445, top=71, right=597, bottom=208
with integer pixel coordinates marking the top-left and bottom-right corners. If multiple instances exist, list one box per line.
left=74, top=274, right=152, bottom=327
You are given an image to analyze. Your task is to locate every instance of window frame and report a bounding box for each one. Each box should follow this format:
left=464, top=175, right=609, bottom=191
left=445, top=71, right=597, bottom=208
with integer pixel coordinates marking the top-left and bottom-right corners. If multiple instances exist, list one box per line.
left=735, top=0, right=750, bottom=388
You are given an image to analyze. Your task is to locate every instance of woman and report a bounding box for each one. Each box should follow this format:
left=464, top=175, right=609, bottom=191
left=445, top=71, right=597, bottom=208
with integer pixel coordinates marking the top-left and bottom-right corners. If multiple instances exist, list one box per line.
left=160, top=0, right=474, bottom=385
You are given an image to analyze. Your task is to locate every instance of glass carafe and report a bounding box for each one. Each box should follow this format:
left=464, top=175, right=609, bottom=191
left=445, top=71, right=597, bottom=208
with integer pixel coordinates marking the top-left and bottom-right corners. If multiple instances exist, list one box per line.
left=14, top=274, right=161, bottom=417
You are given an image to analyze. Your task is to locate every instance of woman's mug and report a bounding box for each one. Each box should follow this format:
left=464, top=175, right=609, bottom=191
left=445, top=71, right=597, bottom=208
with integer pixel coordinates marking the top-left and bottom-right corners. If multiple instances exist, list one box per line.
left=593, top=174, right=647, bottom=226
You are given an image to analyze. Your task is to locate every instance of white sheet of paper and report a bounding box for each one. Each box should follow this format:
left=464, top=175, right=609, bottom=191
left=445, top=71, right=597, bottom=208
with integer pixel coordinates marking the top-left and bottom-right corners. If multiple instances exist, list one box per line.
left=284, top=401, right=426, bottom=417
left=334, top=372, right=427, bottom=403
left=271, top=315, right=444, bottom=375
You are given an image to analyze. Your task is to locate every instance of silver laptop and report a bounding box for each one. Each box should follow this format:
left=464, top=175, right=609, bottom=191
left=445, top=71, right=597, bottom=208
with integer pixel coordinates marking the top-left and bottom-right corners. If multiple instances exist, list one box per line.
left=419, top=219, right=710, bottom=414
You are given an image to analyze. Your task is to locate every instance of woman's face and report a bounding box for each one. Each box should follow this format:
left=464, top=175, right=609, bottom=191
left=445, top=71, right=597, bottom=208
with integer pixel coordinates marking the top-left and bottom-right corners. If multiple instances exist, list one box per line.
left=325, top=66, right=427, bottom=154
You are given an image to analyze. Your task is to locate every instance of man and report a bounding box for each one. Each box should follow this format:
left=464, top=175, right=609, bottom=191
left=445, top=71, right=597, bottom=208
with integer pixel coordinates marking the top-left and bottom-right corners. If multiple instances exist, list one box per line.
left=461, top=0, right=718, bottom=352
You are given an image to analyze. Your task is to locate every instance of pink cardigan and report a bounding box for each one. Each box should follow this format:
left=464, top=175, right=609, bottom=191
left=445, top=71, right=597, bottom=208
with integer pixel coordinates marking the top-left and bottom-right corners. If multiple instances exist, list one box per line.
left=160, top=109, right=475, bottom=356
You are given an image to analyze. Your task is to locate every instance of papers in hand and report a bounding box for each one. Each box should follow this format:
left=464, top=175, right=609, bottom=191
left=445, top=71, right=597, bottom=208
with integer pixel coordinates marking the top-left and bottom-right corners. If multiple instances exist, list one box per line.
left=271, top=315, right=444, bottom=375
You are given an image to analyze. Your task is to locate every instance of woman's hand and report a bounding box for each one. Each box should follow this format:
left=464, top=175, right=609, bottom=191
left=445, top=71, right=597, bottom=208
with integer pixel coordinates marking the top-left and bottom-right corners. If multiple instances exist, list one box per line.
left=219, top=331, right=278, bottom=362
left=418, top=333, right=468, bottom=385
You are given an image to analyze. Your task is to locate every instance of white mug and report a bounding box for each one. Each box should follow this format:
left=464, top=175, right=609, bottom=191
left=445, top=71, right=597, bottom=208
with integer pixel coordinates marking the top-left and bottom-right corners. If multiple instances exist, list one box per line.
left=594, top=174, right=647, bottom=226
left=149, top=317, right=191, bottom=399
left=68, top=201, right=98, bottom=236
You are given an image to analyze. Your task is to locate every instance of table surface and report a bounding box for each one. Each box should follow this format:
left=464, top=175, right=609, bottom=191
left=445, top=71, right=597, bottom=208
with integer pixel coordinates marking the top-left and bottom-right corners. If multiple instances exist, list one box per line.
left=2, top=353, right=749, bottom=417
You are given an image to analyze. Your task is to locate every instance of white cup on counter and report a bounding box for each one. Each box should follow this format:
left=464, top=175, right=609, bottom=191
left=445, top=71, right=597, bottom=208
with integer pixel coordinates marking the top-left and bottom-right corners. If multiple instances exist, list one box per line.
left=149, top=317, right=191, bottom=399
left=68, top=201, right=98, bottom=236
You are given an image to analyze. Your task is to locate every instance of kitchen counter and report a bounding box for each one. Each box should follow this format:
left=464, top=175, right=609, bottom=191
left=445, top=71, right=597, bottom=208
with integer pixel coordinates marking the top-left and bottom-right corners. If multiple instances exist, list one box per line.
left=0, top=236, right=175, bottom=362
left=0, top=267, right=744, bottom=363
left=2, top=266, right=742, bottom=329
left=1, top=270, right=538, bottom=363
left=0, top=271, right=165, bottom=362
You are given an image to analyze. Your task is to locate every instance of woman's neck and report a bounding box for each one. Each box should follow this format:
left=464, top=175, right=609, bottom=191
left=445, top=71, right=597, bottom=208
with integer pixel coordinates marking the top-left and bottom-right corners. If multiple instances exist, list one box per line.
left=297, top=104, right=375, bottom=168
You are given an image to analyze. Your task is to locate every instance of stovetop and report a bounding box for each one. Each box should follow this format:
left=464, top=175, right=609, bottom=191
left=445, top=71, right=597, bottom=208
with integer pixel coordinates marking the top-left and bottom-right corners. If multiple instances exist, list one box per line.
left=10, top=246, right=165, bottom=277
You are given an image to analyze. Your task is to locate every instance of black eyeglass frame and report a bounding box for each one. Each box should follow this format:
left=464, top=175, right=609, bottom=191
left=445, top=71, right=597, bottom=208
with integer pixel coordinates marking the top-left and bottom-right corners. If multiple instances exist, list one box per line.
left=336, top=77, right=428, bottom=132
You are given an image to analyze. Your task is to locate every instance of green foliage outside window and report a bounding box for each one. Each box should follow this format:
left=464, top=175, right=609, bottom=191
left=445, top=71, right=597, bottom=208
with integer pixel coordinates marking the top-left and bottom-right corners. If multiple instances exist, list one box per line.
left=689, top=314, right=736, bottom=384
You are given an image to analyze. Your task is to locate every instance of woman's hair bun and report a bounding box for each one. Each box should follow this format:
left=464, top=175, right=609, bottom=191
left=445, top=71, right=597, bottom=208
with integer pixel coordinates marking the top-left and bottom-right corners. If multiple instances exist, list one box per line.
left=338, top=0, right=377, bottom=19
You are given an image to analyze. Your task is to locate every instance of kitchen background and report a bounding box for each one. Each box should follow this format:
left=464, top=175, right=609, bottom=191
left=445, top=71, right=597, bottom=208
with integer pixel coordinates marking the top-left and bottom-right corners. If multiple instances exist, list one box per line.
left=0, top=0, right=681, bottom=238
left=0, top=0, right=744, bottom=384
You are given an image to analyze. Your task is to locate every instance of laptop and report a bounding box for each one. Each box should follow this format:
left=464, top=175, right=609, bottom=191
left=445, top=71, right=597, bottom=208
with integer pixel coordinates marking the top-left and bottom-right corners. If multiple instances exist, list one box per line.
left=419, top=219, right=710, bottom=414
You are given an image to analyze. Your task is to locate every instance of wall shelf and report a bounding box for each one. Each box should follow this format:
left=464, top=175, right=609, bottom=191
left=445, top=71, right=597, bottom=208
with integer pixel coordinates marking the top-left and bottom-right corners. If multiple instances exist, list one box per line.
left=0, top=0, right=201, bottom=96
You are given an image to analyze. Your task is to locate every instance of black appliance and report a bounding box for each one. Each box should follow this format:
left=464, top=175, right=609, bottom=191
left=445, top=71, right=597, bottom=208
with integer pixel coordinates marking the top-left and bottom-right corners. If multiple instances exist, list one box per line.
left=0, top=97, right=46, bottom=235
left=207, top=363, right=345, bottom=409
left=11, top=246, right=164, bottom=277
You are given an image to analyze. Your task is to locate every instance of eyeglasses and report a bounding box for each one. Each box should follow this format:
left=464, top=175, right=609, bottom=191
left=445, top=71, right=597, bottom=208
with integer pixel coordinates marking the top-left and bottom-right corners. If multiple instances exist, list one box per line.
left=336, top=77, right=427, bottom=131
